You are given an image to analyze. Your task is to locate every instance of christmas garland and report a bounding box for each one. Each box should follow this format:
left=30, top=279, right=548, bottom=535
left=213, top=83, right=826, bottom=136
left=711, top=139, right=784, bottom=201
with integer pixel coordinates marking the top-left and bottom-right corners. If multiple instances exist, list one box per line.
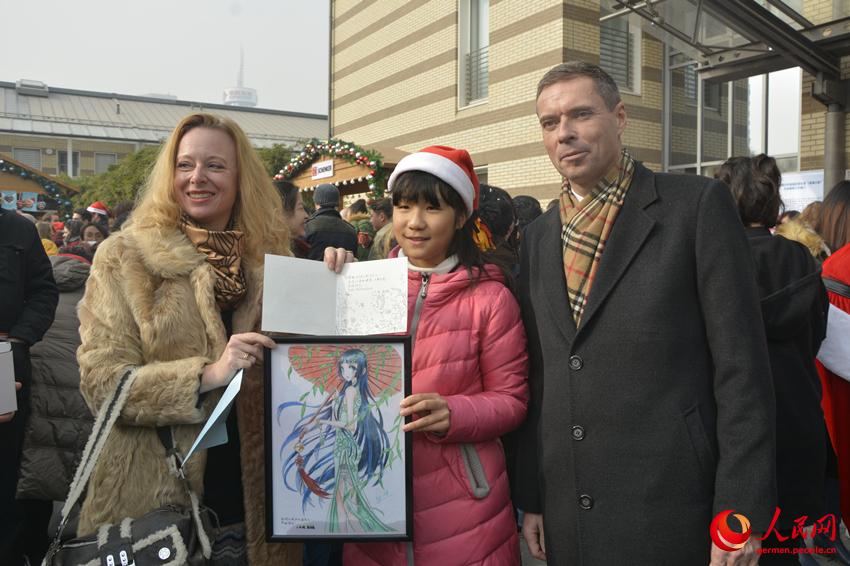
left=0, top=158, right=75, bottom=217
left=274, top=139, right=387, bottom=198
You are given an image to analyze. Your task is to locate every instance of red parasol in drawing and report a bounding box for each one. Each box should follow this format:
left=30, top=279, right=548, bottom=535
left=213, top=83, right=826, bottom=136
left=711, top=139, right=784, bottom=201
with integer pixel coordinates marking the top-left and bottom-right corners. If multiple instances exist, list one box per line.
left=288, top=344, right=403, bottom=397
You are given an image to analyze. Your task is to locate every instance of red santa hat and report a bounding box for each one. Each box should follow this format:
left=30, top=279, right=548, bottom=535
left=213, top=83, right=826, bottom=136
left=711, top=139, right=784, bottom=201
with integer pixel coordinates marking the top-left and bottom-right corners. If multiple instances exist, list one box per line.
left=87, top=201, right=109, bottom=217
left=388, top=146, right=479, bottom=215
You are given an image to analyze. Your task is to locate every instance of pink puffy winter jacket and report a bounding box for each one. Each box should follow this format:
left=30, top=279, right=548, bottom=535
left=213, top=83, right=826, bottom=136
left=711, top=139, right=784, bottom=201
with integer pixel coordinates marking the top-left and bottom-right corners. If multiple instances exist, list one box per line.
left=345, top=260, right=529, bottom=565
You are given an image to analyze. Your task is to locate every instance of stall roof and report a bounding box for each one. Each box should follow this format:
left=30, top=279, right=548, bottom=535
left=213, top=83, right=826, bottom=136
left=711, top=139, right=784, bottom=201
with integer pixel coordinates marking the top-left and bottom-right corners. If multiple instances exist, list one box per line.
left=603, top=1, right=850, bottom=83
left=0, top=153, right=79, bottom=194
left=289, top=144, right=408, bottom=195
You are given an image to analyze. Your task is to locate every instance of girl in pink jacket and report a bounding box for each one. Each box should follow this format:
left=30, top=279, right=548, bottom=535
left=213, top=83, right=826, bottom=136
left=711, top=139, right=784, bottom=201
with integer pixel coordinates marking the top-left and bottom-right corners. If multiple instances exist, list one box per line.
left=344, top=146, right=529, bottom=565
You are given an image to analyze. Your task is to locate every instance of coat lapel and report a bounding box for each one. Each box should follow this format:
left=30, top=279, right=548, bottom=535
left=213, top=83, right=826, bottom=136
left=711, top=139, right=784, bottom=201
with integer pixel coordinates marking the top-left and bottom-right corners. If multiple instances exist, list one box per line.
left=537, top=209, right=578, bottom=343
left=577, top=163, right=658, bottom=335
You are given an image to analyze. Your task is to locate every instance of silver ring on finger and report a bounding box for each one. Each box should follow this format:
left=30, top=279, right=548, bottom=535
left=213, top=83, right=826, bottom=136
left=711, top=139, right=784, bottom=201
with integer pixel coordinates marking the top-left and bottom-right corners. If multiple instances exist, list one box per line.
left=241, top=352, right=251, bottom=361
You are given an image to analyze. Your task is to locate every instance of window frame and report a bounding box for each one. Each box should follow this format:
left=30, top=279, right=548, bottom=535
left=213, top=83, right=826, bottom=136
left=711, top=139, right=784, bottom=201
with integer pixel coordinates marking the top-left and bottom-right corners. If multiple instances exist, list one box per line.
left=58, top=150, right=81, bottom=177
left=12, top=147, right=42, bottom=170
left=599, top=12, right=643, bottom=96
left=474, top=165, right=488, bottom=187
left=94, top=152, right=118, bottom=174
left=457, top=0, right=489, bottom=109
left=662, top=46, right=800, bottom=175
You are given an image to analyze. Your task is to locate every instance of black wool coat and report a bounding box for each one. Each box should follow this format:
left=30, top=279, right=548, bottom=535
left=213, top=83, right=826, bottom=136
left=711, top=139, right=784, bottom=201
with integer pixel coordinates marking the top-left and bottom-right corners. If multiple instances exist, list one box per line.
left=0, top=209, right=57, bottom=346
left=514, top=163, right=777, bottom=565
left=745, top=227, right=828, bottom=528
left=304, top=207, right=357, bottom=261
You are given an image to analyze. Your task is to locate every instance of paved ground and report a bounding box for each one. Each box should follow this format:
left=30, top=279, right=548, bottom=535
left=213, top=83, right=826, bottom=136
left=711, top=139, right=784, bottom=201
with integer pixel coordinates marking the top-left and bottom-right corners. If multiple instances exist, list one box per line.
left=518, top=525, right=850, bottom=565
left=47, top=504, right=850, bottom=565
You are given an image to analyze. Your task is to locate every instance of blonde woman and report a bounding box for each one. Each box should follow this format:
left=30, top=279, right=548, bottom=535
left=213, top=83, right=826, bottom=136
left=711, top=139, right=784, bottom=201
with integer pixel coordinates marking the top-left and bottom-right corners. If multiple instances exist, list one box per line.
left=75, top=113, right=300, bottom=565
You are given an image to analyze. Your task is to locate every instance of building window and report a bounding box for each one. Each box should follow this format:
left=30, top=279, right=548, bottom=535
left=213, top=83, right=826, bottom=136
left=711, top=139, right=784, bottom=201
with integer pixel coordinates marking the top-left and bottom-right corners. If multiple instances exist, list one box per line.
left=474, top=166, right=488, bottom=186
left=12, top=147, right=41, bottom=170
left=459, top=0, right=489, bottom=107
left=94, top=152, right=117, bottom=174
left=766, top=67, right=801, bottom=163
left=703, top=82, right=721, bottom=112
left=58, top=151, right=80, bottom=177
left=683, top=65, right=698, bottom=103
left=665, top=46, right=800, bottom=175
left=600, top=13, right=642, bottom=94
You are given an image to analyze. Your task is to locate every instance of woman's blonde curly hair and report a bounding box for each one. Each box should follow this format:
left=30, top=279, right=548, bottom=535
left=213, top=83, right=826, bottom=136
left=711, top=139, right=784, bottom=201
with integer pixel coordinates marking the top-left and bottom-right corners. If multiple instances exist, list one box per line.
left=129, top=112, right=289, bottom=265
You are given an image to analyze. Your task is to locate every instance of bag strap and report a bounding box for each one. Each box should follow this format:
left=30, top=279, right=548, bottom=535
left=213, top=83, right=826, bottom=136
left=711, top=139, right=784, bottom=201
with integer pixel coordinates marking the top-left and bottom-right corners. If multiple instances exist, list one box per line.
left=824, top=277, right=850, bottom=299
left=47, top=368, right=139, bottom=557
left=155, top=425, right=213, bottom=558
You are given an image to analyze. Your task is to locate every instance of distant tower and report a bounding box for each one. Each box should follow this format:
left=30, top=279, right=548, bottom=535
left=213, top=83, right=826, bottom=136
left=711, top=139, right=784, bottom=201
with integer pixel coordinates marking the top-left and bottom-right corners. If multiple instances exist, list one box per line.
left=223, top=47, right=258, bottom=107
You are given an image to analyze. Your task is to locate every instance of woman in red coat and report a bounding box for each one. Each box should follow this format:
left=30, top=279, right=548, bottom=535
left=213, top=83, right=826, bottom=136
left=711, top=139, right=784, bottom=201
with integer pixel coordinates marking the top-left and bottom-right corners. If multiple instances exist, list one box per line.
left=816, top=180, right=850, bottom=538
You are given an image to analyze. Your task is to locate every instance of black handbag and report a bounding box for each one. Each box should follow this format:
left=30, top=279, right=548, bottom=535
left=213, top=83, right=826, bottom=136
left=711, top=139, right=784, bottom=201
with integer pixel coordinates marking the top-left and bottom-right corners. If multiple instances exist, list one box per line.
left=42, top=368, right=213, bottom=566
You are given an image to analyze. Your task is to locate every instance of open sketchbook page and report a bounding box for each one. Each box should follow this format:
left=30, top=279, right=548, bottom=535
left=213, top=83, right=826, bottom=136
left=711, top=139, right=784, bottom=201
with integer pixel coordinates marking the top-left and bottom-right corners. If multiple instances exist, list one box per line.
left=335, top=259, right=408, bottom=335
left=262, top=254, right=407, bottom=335
left=262, top=255, right=337, bottom=335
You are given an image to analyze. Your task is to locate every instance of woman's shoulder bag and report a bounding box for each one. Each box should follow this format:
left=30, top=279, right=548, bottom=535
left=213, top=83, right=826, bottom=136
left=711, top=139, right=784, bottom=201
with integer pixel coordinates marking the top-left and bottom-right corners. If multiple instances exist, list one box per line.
left=42, top=368, right=213, bottom=566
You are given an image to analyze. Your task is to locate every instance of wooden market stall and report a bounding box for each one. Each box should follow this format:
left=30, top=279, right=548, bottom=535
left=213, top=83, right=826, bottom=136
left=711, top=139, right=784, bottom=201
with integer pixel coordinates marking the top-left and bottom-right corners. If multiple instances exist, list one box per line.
left=277, top=140, right=407, bottom=203
left=0, top=154, right=78, bottom=216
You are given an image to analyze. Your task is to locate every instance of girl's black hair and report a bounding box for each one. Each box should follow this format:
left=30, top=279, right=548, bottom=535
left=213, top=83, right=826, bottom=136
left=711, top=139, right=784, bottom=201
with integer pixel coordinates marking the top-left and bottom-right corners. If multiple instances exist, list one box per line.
left=391, top=171, right=514, bottom=288
left=274, top=179, right=300, bottom=214
left=478, top=184, right=519, bottom=267
left=64, top=219, right=83, bottom=241
left=80, top=221, right=109, bottom=240
left=716, top=154, right=783, bottom=229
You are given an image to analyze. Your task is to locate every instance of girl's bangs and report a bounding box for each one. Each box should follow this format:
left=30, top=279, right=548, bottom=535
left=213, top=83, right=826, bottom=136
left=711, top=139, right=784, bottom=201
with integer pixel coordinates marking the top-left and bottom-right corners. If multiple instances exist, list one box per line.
left=390, top=171, right=447, bottom=208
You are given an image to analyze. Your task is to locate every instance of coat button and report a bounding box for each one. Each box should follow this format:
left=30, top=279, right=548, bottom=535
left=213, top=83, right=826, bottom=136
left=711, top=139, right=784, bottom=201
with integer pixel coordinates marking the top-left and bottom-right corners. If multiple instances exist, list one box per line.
left=579, top=494, right=594, bottom=510
left=572, top=425, right=585, bottom=441
left=569, top=355, right=583, bottom=370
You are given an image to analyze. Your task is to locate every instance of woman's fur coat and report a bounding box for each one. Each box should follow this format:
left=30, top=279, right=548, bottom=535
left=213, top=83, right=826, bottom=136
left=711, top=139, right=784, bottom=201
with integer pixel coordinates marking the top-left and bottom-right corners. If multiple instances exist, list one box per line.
left=76, top=219, right=300, bottom=565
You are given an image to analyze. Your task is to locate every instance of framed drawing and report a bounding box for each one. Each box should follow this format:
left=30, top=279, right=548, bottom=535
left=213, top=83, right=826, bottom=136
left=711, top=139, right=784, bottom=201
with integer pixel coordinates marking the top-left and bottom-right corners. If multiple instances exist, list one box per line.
left=264, top=336, right=412, bottom=541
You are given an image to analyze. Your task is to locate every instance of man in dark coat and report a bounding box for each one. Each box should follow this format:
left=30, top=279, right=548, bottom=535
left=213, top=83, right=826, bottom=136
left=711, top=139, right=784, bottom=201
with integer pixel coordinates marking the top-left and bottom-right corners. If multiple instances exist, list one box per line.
left=514, top=62, right=776, bottom=565
left=305, top=183, right=357, bottom=262
left=0, top=207, right=59, bottom=566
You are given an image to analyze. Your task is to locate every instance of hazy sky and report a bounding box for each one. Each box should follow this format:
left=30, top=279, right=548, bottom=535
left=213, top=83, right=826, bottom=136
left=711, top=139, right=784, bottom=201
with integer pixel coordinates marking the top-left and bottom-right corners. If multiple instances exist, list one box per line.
left=2, top=0, right=330, bottom=115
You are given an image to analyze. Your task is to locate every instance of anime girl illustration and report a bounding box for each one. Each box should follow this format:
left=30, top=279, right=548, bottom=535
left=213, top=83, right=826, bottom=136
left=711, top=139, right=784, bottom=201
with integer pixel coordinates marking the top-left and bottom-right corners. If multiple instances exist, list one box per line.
left=278, top=346, right=401, bottom=533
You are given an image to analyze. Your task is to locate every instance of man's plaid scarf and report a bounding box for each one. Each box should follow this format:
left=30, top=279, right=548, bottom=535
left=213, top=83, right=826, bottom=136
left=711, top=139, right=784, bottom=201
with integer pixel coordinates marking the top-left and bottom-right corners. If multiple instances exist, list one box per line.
left=560, top=149, right=635, bottom=325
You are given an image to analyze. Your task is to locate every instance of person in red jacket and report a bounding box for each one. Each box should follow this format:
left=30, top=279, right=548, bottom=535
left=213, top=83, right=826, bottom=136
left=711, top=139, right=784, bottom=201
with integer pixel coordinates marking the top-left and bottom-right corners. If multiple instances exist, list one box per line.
left=343, top=146, right=529, bottom=565
left=816, top=180, right=850, bottom=546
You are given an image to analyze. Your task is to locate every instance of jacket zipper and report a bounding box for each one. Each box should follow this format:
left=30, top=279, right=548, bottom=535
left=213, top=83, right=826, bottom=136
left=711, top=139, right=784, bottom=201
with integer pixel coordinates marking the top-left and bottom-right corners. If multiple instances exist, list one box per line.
left=406, top=273, right=431, bottom=565
left=408, top=273, right=430, bottom=348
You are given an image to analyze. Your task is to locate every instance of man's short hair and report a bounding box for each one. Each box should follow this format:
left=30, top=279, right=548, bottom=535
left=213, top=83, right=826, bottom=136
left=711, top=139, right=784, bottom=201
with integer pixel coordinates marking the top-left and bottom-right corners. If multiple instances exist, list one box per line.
left=537, top=62, right=622, bottom=110
left=74, top=207, right=92, bottom=222
left=369, top=197, right=393, bottom=218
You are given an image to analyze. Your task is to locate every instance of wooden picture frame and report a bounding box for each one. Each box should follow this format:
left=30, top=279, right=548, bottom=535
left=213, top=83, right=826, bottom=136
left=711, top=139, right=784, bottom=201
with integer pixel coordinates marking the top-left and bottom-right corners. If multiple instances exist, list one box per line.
left=264, top=335, right=412, bottom=542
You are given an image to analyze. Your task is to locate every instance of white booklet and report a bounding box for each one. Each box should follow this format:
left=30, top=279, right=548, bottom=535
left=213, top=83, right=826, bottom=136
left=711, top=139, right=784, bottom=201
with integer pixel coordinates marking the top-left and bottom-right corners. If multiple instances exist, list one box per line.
left=0, top=342, right=16, bottom=414
left=262, top=254, right=408, bottom=336
left=183, top=369, right=243, bottom=464
left=817, top=304, right=850, bottom=384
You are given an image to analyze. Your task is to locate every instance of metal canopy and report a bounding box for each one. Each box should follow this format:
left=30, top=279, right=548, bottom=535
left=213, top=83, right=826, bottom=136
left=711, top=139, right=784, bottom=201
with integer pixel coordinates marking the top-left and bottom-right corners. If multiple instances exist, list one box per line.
left=603, top=1, right=850, bottom=83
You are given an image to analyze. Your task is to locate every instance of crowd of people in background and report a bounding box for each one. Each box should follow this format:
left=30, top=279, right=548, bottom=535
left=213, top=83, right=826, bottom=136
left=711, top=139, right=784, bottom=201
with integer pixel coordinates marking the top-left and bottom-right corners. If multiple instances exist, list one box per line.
left=3, top=61, right=850, bottom=566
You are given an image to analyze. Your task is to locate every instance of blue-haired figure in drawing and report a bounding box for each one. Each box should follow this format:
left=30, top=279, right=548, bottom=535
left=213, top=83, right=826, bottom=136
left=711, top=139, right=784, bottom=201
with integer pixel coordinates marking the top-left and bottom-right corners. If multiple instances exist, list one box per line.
left=279, top=348, right=392, bottom=532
